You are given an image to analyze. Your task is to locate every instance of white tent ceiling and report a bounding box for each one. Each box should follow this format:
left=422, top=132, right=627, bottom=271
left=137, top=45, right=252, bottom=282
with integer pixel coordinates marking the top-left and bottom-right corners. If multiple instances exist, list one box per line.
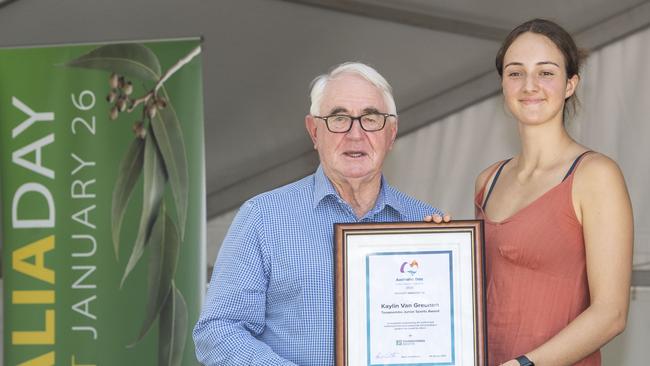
left=0, top=0, right=649, bottom=219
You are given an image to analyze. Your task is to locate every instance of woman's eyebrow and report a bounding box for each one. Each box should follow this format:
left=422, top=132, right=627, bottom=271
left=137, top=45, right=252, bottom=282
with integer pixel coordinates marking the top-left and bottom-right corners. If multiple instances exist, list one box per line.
left=504, top=61, right=561, bottom=68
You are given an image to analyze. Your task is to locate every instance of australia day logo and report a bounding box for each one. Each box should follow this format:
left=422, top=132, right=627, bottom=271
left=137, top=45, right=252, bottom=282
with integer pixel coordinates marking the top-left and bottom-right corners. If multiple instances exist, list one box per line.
left=400, top=259, right=419, bottom=276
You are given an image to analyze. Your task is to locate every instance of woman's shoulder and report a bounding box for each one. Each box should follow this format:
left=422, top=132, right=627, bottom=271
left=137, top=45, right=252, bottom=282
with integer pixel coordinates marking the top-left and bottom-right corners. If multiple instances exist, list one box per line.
left=575, top=151, right=624, bottom=180
left=573, top=151, right=627, bottom=195
left=475, top=159, right=509, bottom=194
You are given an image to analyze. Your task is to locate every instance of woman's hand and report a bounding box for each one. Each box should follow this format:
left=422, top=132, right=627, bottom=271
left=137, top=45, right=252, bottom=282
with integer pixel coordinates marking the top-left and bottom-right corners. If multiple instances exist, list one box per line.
left=499, top=360, right=521, bottom=366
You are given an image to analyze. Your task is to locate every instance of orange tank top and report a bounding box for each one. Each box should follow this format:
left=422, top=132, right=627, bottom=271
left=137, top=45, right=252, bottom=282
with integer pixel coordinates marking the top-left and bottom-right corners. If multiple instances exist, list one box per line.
left=475, top=152, right=600, bottom=366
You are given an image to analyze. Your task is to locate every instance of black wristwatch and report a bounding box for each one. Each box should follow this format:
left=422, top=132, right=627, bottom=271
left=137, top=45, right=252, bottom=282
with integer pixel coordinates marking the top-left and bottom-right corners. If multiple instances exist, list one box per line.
left=515, top=355, right=535, bottom=366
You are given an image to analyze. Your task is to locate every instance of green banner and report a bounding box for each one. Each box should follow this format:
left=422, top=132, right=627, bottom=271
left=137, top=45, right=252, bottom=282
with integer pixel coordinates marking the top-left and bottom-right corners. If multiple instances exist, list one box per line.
left=1, top=39, right=205, bottom=365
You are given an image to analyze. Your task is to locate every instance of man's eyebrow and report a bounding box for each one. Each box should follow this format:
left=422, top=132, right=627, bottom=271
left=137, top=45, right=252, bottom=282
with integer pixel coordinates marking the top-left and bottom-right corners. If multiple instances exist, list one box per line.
left=326, top=107, right=383, bottom=115
left=363, top=107, right=382, bottom=114
left=328, top=107, right=348, bottom=115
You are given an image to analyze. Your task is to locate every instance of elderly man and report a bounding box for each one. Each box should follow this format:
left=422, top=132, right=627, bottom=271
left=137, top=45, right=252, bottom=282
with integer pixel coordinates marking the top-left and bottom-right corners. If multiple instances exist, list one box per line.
left=193, top=62, right=443, bottom=365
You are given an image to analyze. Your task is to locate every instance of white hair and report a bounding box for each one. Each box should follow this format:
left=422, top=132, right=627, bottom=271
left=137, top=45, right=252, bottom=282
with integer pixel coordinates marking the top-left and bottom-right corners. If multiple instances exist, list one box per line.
left=309, top=62, right=397, bottom=116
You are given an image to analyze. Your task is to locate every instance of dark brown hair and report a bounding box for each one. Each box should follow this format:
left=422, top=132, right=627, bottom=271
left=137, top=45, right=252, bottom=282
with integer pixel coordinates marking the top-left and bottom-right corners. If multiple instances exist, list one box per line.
left=495, top=18, right=588, bottom=119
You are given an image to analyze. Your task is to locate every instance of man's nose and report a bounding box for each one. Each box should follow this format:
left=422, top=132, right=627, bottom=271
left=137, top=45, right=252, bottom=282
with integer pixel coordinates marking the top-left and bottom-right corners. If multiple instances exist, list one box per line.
left=346, top=117, right=365, bottom=137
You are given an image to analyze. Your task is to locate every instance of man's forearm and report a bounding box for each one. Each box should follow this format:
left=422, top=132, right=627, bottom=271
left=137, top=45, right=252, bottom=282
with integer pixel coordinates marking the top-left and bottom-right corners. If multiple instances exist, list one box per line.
left=193, top=320, right=297, bottom=366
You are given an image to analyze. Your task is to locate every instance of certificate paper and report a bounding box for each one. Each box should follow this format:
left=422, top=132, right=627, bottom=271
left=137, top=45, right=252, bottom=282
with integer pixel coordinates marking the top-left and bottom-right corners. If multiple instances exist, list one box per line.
left=335, top=221, right=486, bottom=366
left=366, top=251, right=454, bottom=365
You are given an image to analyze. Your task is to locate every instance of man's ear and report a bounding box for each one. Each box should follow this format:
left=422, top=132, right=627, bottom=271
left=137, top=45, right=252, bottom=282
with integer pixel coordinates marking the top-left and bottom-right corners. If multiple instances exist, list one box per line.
left=388, top=117, right=398, bottom=150
left=305, top=115, right=318, bottom=149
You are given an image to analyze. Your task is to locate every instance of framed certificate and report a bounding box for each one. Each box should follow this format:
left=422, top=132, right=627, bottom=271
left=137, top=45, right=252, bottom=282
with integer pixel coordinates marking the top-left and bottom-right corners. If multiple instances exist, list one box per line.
left=335, top=220, right=486, bottom=366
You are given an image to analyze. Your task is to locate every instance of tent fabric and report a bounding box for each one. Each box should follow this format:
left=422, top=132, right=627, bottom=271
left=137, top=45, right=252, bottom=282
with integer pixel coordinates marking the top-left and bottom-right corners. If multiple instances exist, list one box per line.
left=383, top=25, right=650, bottom=270
left=206, top=25, right=649, bottom=271
left=202, top=23, right=650, bottom=366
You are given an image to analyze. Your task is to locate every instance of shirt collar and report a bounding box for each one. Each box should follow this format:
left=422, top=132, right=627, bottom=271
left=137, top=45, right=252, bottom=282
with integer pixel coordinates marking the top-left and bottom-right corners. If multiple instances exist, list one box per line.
left=376, top=176, right=406, bottom=219
left=312, top=165, right=406, bottom=219
left=313, top=165, right=339, bottom=208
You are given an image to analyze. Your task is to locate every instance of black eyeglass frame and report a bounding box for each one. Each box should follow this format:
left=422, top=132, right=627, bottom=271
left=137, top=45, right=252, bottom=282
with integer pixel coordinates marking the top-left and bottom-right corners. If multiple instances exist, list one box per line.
left=314, top=113, right=397, bottom=133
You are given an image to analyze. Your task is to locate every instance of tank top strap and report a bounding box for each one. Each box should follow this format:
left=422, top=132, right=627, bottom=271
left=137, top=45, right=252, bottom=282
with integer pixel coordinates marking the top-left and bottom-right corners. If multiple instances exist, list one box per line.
left=561, top=150, right=594, bottom=182
left=482, top=158, right=512, bottom=210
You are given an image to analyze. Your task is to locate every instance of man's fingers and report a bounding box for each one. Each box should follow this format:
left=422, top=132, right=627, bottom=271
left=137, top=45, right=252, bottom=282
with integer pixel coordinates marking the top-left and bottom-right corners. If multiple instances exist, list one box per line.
left=424, top=212, right=451, bottom=223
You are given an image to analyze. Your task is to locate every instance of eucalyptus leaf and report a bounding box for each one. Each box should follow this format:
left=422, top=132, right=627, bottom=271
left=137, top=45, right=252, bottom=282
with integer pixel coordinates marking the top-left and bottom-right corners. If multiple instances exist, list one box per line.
left=112, top=138, right=145, bottom=260
left=121, top=132, right=167, bottom=287
left=65, top=43, right=162, bottom=82
left=150, top=88, right=188, bottom=239
left=128, top=208, right=180, bottom=346
left=159, top=284, right=188, bottom=366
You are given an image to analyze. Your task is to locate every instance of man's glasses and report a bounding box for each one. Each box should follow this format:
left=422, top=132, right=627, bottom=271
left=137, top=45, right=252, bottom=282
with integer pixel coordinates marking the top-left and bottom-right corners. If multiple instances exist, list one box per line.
left=314, top=113, right=396, bottom=133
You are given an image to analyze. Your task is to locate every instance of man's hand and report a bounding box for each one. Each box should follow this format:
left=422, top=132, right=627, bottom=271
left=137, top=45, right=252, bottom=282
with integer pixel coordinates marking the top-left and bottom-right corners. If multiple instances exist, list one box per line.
left=423, top=213, right=451, bottom=223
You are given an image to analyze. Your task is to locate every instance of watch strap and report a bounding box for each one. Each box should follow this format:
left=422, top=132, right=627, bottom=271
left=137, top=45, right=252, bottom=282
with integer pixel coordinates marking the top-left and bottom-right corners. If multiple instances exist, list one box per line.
left=515, top=355, right=535, bottom=366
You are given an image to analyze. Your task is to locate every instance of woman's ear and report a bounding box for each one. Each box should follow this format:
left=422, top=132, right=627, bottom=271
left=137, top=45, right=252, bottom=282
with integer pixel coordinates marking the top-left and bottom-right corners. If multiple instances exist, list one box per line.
left=565, top=74, right=580, bottom=99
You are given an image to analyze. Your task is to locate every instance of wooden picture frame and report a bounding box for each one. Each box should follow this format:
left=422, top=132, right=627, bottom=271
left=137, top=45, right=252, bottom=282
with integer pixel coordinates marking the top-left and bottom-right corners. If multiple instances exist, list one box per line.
left=335, top=220, right=486, bottom=366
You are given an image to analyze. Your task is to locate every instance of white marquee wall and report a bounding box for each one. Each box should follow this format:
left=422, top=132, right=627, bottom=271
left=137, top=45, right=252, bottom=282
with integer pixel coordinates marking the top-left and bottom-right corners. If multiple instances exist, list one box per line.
left=208, top=25, right=650, bottom=276
left=202, top=25, right=650, bottom=364
left=382, top=25, right=650, bottom=363
left=383, top=25, right=650, bottom=272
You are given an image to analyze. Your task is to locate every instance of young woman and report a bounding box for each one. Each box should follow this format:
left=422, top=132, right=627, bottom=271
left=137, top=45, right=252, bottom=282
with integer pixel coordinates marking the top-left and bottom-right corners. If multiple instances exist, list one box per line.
left=474, top=19, right=633, bottom=366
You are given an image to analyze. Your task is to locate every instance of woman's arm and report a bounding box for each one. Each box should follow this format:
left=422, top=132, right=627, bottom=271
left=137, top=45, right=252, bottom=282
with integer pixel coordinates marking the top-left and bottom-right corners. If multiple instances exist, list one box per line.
left=502, top=153, right=633, bottom=366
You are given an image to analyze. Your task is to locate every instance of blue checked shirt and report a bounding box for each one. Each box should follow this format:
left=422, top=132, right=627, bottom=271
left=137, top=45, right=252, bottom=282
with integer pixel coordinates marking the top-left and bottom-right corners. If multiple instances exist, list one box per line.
left=193, top=166, right=441, bottom=365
